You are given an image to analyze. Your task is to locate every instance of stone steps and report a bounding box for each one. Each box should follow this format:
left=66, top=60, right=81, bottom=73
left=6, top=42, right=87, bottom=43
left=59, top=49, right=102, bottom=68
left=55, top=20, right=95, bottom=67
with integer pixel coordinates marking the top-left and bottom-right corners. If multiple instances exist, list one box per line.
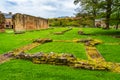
left=13, top=42, right=41, bottom=55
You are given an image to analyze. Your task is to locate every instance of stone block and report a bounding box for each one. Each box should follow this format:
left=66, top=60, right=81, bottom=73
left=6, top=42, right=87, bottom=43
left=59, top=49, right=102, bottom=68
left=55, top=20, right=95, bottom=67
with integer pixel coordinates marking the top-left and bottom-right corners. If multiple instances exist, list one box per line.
left=78, top=30, right=84, bottom=35
left=33, top=39, right=53, bottom=43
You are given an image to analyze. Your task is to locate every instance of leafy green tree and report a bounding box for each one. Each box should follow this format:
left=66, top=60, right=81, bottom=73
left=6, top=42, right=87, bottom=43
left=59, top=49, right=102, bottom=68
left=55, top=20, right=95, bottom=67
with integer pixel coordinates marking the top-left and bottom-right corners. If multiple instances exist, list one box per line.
left=74, top=0, right=101, bottom=27
left=74, top=0, right=120, bottom=29
left=104, top=0, right=113, bottom=29
left=112, top=0, right=120, bottom=29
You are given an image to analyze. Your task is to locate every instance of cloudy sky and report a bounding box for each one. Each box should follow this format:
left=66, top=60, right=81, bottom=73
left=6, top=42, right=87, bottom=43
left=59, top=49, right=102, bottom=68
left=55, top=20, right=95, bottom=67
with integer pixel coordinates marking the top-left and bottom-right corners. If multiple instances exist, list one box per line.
left=0, top=0, right=79, bottom=18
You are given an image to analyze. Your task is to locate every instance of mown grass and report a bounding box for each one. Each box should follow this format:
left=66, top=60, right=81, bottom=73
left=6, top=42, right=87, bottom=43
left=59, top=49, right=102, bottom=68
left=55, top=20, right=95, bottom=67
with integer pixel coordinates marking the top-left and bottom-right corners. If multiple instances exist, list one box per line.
left=0, top=27, right=120, bottom=80
left=82, top=28, right=120, bottom=62
left=0, top=28, right=61, bottom=54
left=0, top=60, right=120, bottom=80
left=27, top=42, right=86, bottom=59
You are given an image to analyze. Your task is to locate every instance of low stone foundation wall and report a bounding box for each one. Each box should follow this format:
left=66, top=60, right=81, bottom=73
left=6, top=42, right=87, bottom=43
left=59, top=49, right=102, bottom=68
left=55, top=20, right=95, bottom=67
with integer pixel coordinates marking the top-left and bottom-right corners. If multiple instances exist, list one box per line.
left=16, top=52, right=76, bottom=66
left=54, top=28, right=72, bottom=35
left=2, top=38, right=120, bottom=73
left=33, top=38, right=53, bottom=44
left=14, top=52, right=108, bottom=71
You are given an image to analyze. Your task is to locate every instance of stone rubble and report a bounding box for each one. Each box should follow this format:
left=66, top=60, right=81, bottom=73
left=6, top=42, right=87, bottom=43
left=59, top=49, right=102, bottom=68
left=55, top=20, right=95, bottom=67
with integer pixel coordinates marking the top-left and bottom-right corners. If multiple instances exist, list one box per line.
left=14, top=52, right=111, bottom=71
left=54, top=28, right=72, bottom=35
left=33, top=39, right=53, bottom=44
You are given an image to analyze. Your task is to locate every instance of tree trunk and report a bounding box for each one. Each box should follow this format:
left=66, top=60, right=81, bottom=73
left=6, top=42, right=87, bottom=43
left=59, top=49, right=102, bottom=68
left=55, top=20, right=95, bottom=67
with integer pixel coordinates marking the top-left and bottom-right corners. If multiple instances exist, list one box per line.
left=92, top=10, right=96, bottom=28
left=115, top=22, right=119, bottom=30
left=115, top=7, right=120, bottom=30
left=105, top=0, right=112, bottom=29
left=92, top=0, right=97, bottom=28
left=93, top=18, right=96, bottom=27
left=105, top=16, right=110, bottom=29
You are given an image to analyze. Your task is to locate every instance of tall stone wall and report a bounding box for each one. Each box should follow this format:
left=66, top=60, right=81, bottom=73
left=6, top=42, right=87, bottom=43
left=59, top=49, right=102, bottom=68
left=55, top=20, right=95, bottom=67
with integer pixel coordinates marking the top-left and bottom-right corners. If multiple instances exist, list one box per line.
left=0, top=13, right=5, bottom=32
left=12, top=13, right=48, bottom=32
left=5, top=18, right=13, bottom=29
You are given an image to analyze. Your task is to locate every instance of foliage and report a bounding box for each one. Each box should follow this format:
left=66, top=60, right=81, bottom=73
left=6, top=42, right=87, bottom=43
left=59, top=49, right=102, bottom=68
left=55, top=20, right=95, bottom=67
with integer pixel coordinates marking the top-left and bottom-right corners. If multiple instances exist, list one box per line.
left=74, top=0, right=120, bottom=29
left=111, top=0, right=120, bottom=29
left=74, top=0, right=102, bottom=27
left=49, top=17, right=93, bottom=27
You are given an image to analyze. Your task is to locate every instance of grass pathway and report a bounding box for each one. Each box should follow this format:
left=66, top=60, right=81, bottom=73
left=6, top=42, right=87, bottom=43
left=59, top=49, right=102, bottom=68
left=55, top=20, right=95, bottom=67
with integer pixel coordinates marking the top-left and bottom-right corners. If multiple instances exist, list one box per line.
left=0, top=42, right=41, bottom=64
left=85, top=46, right=105, bottom=61
left=13, top=42, right=41, bottom=55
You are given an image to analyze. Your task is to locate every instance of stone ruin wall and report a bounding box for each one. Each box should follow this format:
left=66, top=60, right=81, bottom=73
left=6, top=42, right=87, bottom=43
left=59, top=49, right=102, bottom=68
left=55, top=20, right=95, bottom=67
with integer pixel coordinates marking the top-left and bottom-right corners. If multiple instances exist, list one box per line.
left=0, top=13, right=5, bottom=32
left=95, top=20, right=106, bottom=28
left=12, top=13, right=48, bottom=32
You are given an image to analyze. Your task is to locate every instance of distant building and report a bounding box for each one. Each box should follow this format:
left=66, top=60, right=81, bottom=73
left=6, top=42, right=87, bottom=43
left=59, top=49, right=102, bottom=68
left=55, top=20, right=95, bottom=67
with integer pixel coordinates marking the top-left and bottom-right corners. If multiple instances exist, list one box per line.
left=95, top=18, right=106, bottom=28
left=0, top=12, right=5, bottom=32
left=0, top=11, right=49, bottom=32
left=1, top=11, right=13, bottom=29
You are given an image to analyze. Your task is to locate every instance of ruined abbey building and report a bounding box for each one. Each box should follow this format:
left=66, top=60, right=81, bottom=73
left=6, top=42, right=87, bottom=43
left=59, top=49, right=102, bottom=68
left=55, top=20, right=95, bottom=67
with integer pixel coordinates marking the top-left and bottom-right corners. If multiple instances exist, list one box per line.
left=13, top=13, right=48, bottom=32
left=0, top=13, right=5, bottom=32
left=0, top=11, right=49, bottom=33
left=4, top=12, right=13, bottom=29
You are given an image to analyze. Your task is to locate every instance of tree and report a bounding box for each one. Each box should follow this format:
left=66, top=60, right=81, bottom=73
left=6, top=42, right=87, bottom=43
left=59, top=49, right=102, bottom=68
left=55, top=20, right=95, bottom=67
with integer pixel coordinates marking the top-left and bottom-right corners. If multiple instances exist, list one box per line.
left=74, top=0, right=120, bottom=29
left=104, top=0, right=113, bottom=29
left=112, top=0, right=120, bottom=29
left=74, top=0, right=101, bottom=27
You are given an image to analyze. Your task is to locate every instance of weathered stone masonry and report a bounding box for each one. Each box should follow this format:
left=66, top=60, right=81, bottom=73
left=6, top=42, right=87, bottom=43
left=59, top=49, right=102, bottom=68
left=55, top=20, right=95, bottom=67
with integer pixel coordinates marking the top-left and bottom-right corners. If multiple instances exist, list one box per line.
left=12, top=13, right=48, bottom=32
left=0, top=13, right=5, bottom=32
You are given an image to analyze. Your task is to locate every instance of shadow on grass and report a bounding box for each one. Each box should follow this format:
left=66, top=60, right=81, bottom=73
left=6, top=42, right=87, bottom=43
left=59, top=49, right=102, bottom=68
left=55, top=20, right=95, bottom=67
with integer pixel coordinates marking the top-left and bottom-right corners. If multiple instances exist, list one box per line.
left=83, top=29, right=120, bottom=37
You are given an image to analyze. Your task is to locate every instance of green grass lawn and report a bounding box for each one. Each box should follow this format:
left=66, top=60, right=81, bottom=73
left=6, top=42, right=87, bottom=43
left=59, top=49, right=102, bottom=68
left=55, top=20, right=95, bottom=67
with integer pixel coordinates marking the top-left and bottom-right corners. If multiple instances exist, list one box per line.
left=27, top=42, right=86, bottom=59
left=82, top=28, right=120, bottom=62
left=0, top=27, right=120, bottom=80
left=0, top=60, right=120, bottom=80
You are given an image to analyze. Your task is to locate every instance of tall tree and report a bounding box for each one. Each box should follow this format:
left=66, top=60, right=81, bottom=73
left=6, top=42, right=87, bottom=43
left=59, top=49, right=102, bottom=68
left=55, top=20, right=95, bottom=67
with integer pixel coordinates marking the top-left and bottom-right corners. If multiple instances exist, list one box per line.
left=74, top=0, right=120, bottom=29
left=113, top=0, right=120, bottom=29
left=105, top=0, right=113, bottom=29
left=74, top=0, right=100, bottom=27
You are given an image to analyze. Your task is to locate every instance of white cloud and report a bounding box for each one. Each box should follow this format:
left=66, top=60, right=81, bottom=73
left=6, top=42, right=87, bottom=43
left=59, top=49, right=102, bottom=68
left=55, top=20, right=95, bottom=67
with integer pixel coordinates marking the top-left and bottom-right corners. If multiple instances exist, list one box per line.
left=0, top=0, right=78, bottom=18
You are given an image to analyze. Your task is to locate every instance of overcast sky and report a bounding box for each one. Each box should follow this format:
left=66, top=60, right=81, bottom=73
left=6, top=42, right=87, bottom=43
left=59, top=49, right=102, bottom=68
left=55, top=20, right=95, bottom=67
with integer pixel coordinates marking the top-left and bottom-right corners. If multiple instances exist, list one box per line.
left=0, top=0, right=79, bottom=18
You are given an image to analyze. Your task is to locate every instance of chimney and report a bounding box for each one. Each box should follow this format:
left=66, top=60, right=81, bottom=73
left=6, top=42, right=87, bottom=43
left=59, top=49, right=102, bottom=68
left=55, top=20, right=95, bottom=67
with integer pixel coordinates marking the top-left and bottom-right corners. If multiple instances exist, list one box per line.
left=9, top=12, right=12, bottom=15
